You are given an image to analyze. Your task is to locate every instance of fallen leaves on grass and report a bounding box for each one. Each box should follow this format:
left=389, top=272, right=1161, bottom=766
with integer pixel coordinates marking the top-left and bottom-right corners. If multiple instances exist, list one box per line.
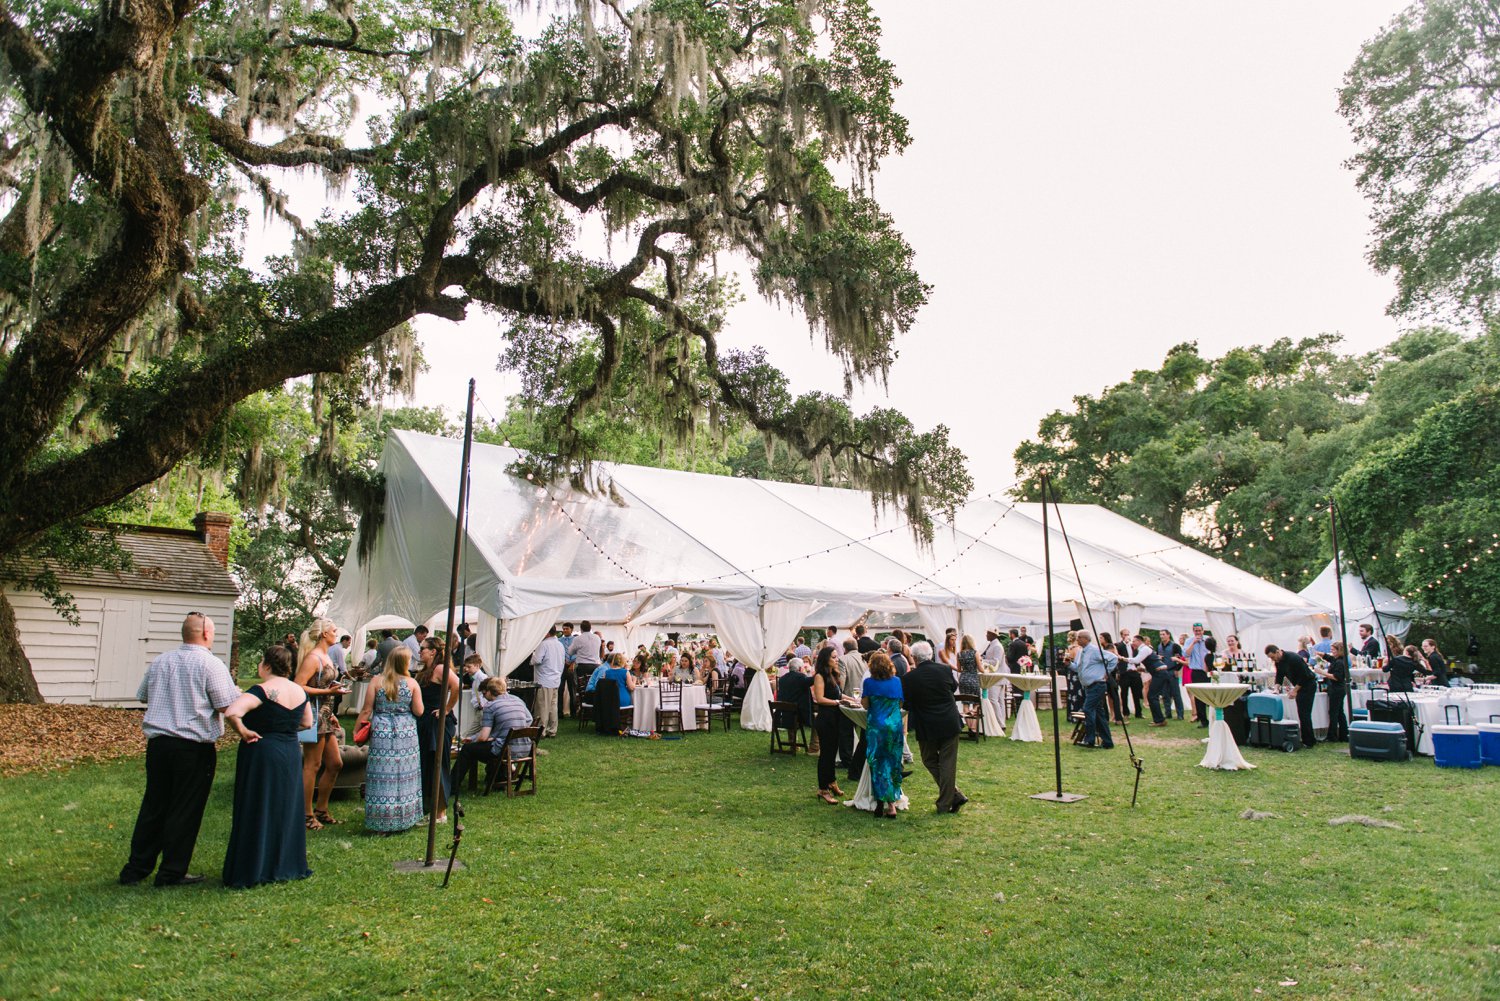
left=0, top=704, right=149, bottom=776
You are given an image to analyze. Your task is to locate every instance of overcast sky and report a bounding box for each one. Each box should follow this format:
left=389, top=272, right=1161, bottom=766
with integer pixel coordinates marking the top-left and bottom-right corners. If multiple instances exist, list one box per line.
left=403, top=0, right=1415, bottom=497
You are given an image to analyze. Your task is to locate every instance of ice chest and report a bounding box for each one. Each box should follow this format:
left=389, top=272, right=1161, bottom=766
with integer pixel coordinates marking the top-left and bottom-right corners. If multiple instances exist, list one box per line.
left=1430, top=724, right=1481, bottom=769
left=1349, top=721, right=1409, bottom=762
left=1245, top=693, right=1284, bottom=721
left=1477, top=723, right=1500, bottom=766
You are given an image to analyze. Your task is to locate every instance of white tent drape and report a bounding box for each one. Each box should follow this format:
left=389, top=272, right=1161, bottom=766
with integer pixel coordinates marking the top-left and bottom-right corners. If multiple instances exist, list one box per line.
left=707, top=595, right=821, bottom=732
left=476, top=610, right=498, bottom=670
left=497, top=606, right=563, bottom=677
left=916, top=602, right=960, bottom=647
left=1205, top=611, right=1238, bottom=647
left=1117, top=604, right=1144, bottom=637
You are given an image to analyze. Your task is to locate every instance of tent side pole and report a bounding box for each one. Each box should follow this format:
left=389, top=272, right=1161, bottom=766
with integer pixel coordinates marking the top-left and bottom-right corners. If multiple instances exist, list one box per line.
left=1328, top=501, right=1355, bottom=737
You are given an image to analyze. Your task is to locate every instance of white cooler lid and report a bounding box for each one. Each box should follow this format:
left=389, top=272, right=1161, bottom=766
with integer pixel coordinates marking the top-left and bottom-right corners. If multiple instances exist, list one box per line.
left=1429, top=724, right=1478, bottom=734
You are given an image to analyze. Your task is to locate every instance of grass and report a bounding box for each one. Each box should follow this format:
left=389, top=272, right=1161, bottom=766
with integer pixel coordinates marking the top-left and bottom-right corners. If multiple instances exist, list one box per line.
left=1, top=716, right=1496, bottom=1001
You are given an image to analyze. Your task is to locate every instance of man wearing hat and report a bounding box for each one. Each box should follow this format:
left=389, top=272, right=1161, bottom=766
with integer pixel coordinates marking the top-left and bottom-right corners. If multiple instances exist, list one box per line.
left=981, top=627, right=1005, bottom=667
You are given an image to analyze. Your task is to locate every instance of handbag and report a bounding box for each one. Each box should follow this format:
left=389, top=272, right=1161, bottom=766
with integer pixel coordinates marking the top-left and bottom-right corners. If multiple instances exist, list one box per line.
left=297, top=710, right=319, bottom=744
left=353, top=719, right=371, bottom=745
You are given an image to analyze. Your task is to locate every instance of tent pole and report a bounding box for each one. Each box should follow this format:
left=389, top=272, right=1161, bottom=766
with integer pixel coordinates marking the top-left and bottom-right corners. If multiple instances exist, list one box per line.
left=1030, top=473, right=1083, bottom=803
left=1327, top=500, right=1355, bottom=739
left=428, top=379, right=476, bottom=869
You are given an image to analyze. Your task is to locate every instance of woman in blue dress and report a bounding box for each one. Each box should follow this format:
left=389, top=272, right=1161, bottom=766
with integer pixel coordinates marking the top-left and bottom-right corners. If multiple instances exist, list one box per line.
left=356, top=646, right=425, bottom=834
left=861, top=651, right=905, bottom=819
left=221, top=647, right=314, bottom=888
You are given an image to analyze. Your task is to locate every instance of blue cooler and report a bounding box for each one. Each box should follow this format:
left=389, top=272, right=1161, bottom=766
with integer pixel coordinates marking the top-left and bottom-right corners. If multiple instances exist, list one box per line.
left=1475, top=723, right=1500, bottom=766
left=1350, top=720, right=1408, bottom=762
left=1430, top=724, right=1481, bottom=769
left=1246, top=693, right=1284, bottom=721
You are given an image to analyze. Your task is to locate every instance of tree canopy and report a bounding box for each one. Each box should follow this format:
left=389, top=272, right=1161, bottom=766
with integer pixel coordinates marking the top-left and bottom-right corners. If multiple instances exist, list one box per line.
left=1012, top=328, right=1500, bottom=629
left=0, top=0, right=970, bottom=701
left=1341, top=0, right=1500, bottom=320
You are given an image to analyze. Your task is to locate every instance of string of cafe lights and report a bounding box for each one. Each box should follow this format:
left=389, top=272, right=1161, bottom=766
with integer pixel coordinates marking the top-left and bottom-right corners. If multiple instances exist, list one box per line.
left=1392, top=533, right=1499, bottom=602
left=893, top=501, right=1018, bottom=598
left=473, top=393, right=656, bottom=589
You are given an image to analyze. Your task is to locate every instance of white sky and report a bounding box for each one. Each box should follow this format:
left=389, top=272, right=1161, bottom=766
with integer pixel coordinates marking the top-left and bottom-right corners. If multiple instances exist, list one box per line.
left=355, top=1, right=1416, bottom=496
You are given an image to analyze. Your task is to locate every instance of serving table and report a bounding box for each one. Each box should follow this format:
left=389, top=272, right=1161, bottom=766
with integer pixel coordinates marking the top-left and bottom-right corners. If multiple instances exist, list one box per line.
left=1184, top=682, right=1254, bottom=770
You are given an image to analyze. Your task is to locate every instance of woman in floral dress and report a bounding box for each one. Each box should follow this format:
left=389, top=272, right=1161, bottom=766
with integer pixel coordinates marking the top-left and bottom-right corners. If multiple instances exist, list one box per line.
left=356, top=646, right=424, bottom=834
left=861, top=651, right=905, bottom=819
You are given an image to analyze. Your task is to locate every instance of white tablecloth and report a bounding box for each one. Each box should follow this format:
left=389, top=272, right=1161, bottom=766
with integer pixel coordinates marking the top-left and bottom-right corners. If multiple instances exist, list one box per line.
left=838, top=706, right=909, bottom=812
left=1185, top=683, right=1254, bottom=770
left=980, top=671, right=1009, bottom=724
left=1356, top=690, right=1500, bottom=755
left=740, top=670, right=773, bottom=731
left=997, top=674, right=1050, bottom=742
left=627, top=683, right=708, bottom=732
left=344, top=679, right=371, bottom=716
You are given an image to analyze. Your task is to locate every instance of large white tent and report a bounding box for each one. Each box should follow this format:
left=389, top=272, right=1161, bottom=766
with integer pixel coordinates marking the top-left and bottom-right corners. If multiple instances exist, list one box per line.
left=327, top=431, right=1331, bottom=673
left=1299, top=560, right=1412, bottom=640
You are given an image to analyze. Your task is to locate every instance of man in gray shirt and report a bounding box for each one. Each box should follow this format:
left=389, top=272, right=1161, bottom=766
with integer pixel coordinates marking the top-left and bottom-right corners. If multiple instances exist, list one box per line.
left=1073, top=631, right=1117, bottom=750
left=119, top=613, right=240, bottom=887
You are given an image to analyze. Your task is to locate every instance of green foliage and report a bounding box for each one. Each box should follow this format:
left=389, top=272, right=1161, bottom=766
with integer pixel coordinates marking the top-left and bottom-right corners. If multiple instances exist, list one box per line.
left=1341, top=0, right=1500, bottom=319
left=1013, top=330, right=1500, bottom=609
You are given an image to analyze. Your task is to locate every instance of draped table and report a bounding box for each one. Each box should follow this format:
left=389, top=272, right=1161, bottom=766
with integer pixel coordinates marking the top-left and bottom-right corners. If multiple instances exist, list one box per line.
left=1184, top=682, right=1254, bottom=770
left=838, top=705, right=909, bottom=812
left=1350, top=667, right=1387, bottom=685
left=1216, top=669, right=1274, bottom=687
left=740, top=670, right=773, bottom=732
left=980, top=669, right=1009, bottom=725
left=997, top=673, right=1052, bottom=742
left=627, top=682, right=708, bottom=732
left=976, top=671, right=1006, bottom=736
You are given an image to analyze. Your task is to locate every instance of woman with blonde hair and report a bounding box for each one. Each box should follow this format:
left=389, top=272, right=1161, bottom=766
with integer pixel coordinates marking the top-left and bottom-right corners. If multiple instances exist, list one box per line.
left=357, top=645, right=424, bottom=834
left=294, top=617, right=347, bottom=830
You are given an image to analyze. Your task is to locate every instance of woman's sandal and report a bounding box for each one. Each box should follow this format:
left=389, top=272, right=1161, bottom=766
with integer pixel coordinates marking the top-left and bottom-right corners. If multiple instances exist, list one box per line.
left=305, top=813, right=323, bottom=831
left=816, top=789, right=839, bottom=805
left=314, top=809, right=341, bottom=826
left=828, top=784, right=845, bottom=798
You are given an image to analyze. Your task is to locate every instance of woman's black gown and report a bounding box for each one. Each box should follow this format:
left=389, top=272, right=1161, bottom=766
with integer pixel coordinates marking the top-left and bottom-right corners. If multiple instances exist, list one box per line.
left=222, top=686, right=313, bottom=889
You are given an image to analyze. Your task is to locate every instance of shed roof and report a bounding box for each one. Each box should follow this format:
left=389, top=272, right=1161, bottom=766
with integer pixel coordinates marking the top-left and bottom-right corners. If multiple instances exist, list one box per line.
left=53, top=526, right=239, bottom=597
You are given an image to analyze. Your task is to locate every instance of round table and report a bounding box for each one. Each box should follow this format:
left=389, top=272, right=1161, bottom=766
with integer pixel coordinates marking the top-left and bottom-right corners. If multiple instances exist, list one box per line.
left=979, top=671, right=1009, bottom=728
left=997, top=673, right=1051, bottom=742
left=627, top=682, right=708, bottom=732
left=1184, top=683, right=1254, bottom=770
left=838, top=705, right=909, bottom=812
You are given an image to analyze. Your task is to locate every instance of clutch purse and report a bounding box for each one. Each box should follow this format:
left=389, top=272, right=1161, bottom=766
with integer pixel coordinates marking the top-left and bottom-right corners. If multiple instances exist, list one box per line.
left=353, top=720, right=371, bottom=745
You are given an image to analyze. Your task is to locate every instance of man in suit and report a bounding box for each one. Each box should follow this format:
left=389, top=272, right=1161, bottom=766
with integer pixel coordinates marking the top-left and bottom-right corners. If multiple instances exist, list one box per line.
left=901, top=641, right=967, bottom=814
left=776, top=656, right=815, bottom=738
left=1357, top=623, right=1381, bottom=660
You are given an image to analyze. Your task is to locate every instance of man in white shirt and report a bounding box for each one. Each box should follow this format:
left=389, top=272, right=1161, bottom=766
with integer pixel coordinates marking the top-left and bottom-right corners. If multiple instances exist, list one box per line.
left=404, top=625, right=428, bottom=659
left=119, top=613, right=239, bottom=887
left=981, top=627, right=1005, bottom=666
left=532, top=627, right=567, bottom=738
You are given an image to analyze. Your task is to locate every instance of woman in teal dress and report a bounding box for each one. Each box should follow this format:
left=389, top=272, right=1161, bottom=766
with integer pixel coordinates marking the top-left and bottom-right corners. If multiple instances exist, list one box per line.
left=356, top=646, right=425, bottom=834
left=861, top=651, right=905, bottom=819
left=221, top=647, right=314, bottom=888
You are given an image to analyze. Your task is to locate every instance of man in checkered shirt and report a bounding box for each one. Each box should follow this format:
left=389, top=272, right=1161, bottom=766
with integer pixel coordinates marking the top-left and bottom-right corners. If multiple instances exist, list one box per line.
left=119, top=612, right=240, bottom=887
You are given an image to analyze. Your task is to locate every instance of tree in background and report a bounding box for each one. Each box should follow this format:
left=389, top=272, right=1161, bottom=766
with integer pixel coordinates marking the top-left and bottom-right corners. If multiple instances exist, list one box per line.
left=0, top=0, right=969, bottom=701
left=1012, top=330, right=1500, bottom=614
left=1342, top=0, right=1500, bottom=320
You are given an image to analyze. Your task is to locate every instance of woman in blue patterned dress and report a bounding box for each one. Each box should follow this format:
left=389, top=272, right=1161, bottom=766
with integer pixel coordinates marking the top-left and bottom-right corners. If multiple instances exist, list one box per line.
left=356, top=645, right=424, bottom=834
left=861, top=651, right=904, bottom=819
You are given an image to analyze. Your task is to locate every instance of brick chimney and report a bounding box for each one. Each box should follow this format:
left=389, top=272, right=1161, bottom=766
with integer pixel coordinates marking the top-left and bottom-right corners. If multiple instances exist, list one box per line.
left=193, top=511, right=233, bottom=569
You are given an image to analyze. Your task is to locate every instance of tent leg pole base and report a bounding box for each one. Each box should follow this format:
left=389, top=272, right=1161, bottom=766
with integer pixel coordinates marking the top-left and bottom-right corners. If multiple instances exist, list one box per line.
left=1030, top=791, right=1087, bottom=803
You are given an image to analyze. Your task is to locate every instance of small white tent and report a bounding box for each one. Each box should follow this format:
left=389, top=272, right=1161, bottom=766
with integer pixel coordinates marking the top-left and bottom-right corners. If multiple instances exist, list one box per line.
left=1299, top=560, right=1411, bottom=640
left=328, top=432, right=1331, bottom=673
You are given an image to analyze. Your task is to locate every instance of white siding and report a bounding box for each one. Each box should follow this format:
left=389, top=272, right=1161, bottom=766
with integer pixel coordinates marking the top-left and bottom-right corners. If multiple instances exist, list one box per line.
left=5, top=586, right=235, bottom=705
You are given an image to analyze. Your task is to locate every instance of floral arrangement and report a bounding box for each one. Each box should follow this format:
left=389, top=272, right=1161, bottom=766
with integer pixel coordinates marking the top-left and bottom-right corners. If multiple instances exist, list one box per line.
left=1018, top=655, right=1034, bottom=672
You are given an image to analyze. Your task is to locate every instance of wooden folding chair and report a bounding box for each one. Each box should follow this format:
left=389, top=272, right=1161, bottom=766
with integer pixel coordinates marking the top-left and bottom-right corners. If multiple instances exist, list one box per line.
left=769, top=700, right=807, bottom=755
left=483, top=725, right=541, bottom=797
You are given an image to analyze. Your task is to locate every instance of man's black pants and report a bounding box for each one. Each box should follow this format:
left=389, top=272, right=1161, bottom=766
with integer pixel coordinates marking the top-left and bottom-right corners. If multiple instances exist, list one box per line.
left=1147, top=672, right=1172, bottom=724
left=1119, top=670, right=1144, bottom=717
left=917, top=732, right=961, bottom=812
left=120, top=736, right=217, bottom=884
left=1295, top=685, right=1318, bottom=747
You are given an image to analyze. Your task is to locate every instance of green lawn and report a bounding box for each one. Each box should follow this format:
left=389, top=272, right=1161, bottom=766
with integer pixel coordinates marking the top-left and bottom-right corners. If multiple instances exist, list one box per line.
left=1, top=717, right=1496, bottom=1000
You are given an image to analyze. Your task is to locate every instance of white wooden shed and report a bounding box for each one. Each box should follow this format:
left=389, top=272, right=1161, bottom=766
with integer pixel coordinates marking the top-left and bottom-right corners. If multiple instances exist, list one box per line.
left=4, top=513, right=239, bottom=704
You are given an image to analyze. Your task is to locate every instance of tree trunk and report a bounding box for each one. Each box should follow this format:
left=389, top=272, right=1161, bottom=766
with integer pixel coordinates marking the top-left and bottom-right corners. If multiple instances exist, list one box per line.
left=0, top=590, right=43, bottom=703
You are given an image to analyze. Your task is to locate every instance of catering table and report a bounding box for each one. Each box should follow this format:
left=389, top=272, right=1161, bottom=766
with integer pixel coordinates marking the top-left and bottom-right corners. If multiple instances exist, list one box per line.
left=740, top=670, right=773, bottom=731
left=997, top=673, right=1051, bottom=742
left=1352, top=688, right=1500, bottom=755
left=1184, top=683, right=1254, bottom=770
left=626, top=682, right=708, bottom=732
left=1349, top=667, right=1387, bottom=685
left=1215, top=669, right=1274, bottom=687
left=838, top=705, right=909, bottom=812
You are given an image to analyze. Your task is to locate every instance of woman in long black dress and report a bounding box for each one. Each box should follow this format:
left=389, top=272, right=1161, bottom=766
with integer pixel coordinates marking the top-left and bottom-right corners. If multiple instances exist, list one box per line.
left=416, top=637, right=461, bottom=824
left=811, top=647, right=846, bottom=805
left=222, top=647, right=314, bottom=889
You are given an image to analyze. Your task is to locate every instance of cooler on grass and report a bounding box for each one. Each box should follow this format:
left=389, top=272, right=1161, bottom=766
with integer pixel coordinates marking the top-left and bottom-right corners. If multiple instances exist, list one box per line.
left=1429, top=724, right=1481, bottom=769
left=1477, top=722, right=1500, bottom=766
left=1349, top=720, right=1409, bottom=762
left=1246, top=693, right=1283, bottom=721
